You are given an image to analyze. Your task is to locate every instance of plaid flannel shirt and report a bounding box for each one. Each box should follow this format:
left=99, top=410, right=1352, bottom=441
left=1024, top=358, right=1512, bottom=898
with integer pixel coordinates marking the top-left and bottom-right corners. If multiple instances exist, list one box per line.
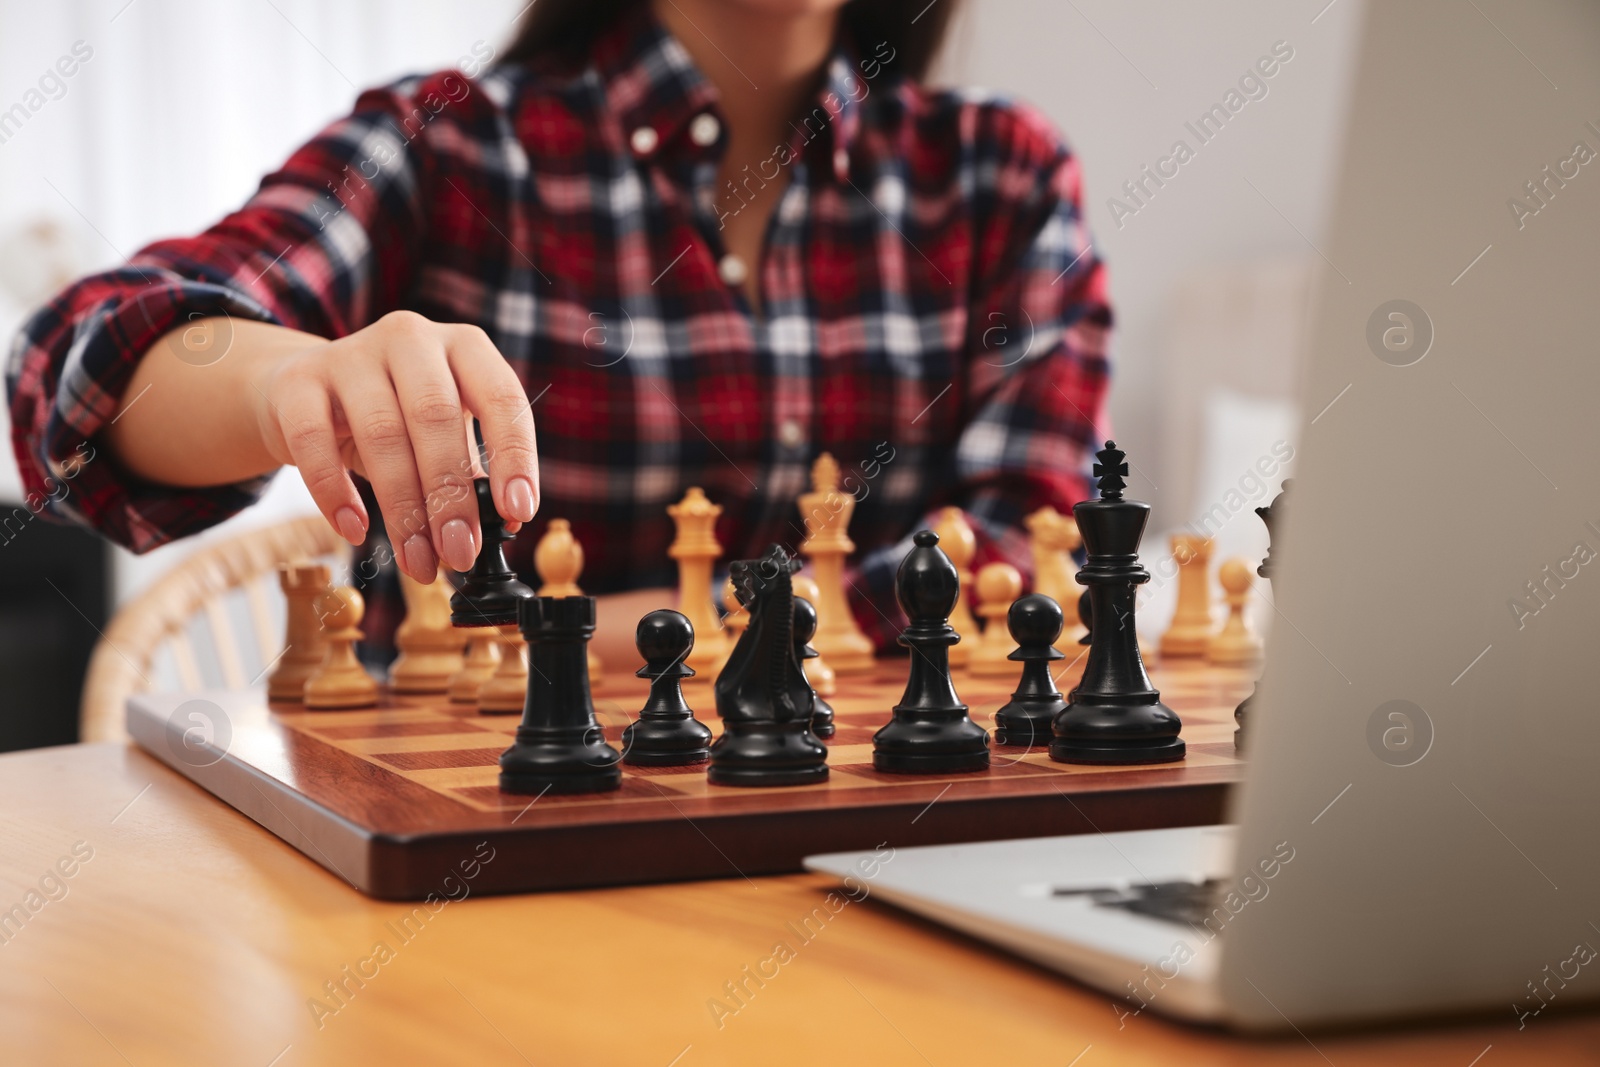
left=6, top=6, right=1109, bottom=654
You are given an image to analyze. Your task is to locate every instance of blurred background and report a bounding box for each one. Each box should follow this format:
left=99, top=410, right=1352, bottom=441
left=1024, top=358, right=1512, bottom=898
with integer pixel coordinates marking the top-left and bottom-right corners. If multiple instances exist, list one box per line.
left=0, top=0, right=1362, bottom=749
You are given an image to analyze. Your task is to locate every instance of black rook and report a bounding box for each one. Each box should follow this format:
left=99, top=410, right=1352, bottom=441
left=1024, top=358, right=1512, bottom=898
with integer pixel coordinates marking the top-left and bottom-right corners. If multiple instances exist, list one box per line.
left=498, top=595, right=622, bottom=794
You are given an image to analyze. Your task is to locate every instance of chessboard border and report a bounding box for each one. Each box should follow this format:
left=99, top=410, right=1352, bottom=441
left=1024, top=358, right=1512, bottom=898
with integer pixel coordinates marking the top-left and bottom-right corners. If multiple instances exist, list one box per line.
left=127, top=689, right=1239, bottom=900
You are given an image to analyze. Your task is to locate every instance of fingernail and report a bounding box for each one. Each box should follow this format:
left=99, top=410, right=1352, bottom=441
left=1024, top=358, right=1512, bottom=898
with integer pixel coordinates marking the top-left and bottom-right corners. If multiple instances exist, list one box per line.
left=441, top=518, right=477, bottom=572
left=402, top=534, right=437, bottom=581
left=334, top=506, right=366, bottom=545
left=505, top=476, right=536, bottom=522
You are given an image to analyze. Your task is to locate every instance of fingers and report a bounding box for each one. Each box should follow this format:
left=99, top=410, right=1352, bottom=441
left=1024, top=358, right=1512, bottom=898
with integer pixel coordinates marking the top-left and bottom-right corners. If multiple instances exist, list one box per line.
left=445, top=325, right=540, bottom=524
left=389, top=342, right=482, bottom=575
left=270, top=372, right=369, bottom=546
left=274, top=312, right=535, bottom=584
left=333, top=358, right=439, bottom=584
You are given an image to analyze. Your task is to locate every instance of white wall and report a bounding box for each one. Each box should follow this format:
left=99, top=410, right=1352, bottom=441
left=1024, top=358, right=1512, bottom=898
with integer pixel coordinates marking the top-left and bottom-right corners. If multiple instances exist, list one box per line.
left=938, top=0, right=1364, bottom=512
left=0, top=0, right=1364, bottom=607
left=0, top=0, right=526, bottom=599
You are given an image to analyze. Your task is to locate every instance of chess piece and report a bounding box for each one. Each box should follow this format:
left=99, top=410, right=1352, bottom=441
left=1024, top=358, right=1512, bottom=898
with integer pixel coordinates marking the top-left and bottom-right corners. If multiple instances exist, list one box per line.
left=1058, top=588, right=1094, bottom=701
left=534, top=519, right=583, bottom=596
left=268, top=562, right=331, bottom=701
left=1208, top=558, right=1263, bottom=667
left=968, top=562, right=1023, bottom=677
left=621, top=609, right=712, bottom=766
left=709, top=575, right=749, bottom=682
left=477, top=625, right=528, bottom=714
left=1026, top=506, right=1085, bottom=650
left=448, top=627, right=501, bottom=703
left=873, top=530, right=990, bottom=774
left=535, top=518, right=603, bottom=685
left=793, top=593, right=835, bottom=739
left=304, top=587, right=379, bottom=709
left=800, top=453, right=875, bottom=673
left=1137, top=601, right=1158, bottom=667
left=1050, top=442, right=1185, bottom=765
left=1160, top=534, right=1213, bottom=658
left=993, top=594, right=1068, bottom=747
left=709, top=545, right=829, bottom=787
left=389, top=565, right=466, bottom=693
left=932, top=507, right=978, bottom=667
left=450, top=477, right=533, bottom=627
left=791, top=576, right=836, bottom=696
left=498, top=596, right=621, bottom=794
left=1236, top=481, right=1287, bottom=750
left=668, top=487, right=727, bottom=673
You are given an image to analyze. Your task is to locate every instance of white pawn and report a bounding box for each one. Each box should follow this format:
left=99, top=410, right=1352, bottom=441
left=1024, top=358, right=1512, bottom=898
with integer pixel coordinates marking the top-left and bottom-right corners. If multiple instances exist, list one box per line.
left=477, top=624, right=528, bottom=714
left=1207, top=558, right=1263, bottom=667
left=969, top=563, right=1023, bottom=677
left=389, top=564, right=466, bottom=693
left=448, top=627, right=501, bottom=703
left=304, top=588, right=379, bottom=709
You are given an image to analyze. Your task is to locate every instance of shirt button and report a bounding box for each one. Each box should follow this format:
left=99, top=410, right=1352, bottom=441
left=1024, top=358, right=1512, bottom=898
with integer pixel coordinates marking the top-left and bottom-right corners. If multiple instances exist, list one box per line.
left=778, top=419, right=805, bottom=449
left=689, top=113, right=720, bottom=147
left=629, top=126, right=659, bottom=155
left=718, top=254, right=748, bottom=286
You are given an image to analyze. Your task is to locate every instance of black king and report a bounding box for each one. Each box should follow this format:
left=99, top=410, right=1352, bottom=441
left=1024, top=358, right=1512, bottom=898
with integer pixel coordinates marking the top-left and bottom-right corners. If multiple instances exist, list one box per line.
left=1049, top=441, right=1186, bottom=765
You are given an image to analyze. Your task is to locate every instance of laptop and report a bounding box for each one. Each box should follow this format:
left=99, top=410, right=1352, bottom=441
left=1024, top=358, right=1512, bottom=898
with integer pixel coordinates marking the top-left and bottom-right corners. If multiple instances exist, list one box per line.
left=808, top=0, right=1600, bottom=1031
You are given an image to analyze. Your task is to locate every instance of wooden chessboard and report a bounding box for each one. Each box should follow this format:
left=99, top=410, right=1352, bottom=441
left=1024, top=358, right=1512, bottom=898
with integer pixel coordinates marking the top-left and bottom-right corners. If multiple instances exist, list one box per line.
left=126, top=659, right=1253, bottom=899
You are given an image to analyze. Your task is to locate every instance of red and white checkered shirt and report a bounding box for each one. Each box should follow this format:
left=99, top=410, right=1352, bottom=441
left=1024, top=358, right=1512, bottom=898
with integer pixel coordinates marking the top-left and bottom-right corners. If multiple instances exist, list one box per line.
left=7, top=6, right=1109, bottom=653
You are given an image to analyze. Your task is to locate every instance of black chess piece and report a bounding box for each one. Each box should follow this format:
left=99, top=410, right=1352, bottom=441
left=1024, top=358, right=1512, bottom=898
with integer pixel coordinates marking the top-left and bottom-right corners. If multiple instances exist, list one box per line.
left=709, top=546, right=829, bottom=787
left=498, top=595, right=621, bottom=794
left=792, top=595, right=836, bottom=740
left=1235, top=480, right=1287, bottom=752
left=873, top=530, right=990, bottom=774
left=993, top=594, right=1068, bottom=747
left=1050, top=442, right=1185, bottom=765
left=450, top=477, right=533, bottom=627
left=621, top=609, right=712, bottom=766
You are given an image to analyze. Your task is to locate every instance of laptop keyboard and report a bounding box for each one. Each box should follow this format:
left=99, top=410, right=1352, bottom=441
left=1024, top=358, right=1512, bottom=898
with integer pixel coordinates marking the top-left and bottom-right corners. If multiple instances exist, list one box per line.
left=1052, top=878, right=1222, bottom=926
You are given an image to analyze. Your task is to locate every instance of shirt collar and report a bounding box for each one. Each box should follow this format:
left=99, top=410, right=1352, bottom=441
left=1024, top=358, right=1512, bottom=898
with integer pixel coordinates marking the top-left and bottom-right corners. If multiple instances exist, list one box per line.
left=594, top=5, right=865, bottom=182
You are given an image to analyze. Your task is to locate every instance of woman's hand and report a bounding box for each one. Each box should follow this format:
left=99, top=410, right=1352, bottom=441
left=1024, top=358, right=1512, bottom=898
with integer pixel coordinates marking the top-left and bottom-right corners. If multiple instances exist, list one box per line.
left=249, top=310, right=540, bottom=583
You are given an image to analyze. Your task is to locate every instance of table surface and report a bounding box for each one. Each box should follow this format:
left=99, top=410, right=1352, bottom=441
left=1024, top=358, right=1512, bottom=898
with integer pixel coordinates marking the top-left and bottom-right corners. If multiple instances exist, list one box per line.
left=5, top=743, right=1599, bottom=1066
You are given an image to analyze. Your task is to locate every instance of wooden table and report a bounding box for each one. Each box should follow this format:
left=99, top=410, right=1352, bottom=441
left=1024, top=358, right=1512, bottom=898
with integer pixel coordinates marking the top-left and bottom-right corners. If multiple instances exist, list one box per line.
left=5, top=743, right=1598, bottom=1066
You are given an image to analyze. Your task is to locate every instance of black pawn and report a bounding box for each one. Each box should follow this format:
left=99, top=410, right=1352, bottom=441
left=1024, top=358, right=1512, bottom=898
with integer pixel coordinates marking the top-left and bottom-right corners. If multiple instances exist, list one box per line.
left=1235, top=480, right=1288, bottom=752
left=793, top=596, right=835, bottom=740
left=1050, top=442, right=1185, bottom=765
left=993, top=594, right=1068, bottom=748
left=450, top=477, right=533, bottom=628
left=622, top=610, right=712, bottom=766
left=498, top=596, right=621, bottom=794
left=873, top=530, right=990, bottom=774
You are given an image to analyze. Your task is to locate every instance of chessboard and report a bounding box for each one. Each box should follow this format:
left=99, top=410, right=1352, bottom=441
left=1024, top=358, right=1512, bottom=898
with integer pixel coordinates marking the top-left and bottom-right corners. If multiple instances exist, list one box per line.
left=126, top=659, right=1252, bottom=900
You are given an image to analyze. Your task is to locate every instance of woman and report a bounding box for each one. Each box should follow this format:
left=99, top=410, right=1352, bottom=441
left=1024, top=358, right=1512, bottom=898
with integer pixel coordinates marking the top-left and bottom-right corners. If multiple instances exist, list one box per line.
left=6, top=0, right=1108, bottom=665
